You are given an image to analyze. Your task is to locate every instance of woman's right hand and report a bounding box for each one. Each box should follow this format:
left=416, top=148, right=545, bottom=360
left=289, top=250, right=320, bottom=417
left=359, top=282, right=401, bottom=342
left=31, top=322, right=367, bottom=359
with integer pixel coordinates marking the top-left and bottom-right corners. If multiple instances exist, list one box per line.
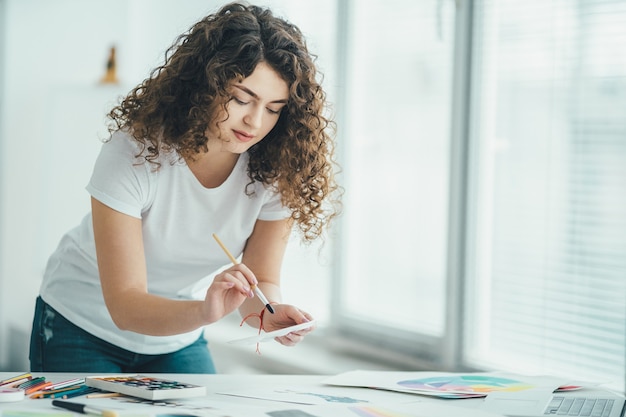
left=202, top=263, right=257, bottom=323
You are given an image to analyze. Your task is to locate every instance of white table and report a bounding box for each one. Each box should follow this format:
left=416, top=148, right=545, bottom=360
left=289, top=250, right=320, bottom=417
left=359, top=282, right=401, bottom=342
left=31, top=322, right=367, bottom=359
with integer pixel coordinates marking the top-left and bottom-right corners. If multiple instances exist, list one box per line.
left=0, top=372, right=622, bottom=417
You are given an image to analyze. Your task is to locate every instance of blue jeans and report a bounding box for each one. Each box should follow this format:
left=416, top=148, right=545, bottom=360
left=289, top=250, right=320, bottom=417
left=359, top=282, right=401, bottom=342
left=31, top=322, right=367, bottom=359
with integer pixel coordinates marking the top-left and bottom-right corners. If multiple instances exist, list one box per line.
left=29, top=296, right=216, bottom=374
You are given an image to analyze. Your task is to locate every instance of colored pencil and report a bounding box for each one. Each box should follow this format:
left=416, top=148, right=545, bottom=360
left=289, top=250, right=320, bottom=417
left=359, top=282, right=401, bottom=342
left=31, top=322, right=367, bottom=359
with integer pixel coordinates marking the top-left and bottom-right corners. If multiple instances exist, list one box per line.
left=26, top=381, right=53, bottom=395
left=0, top=373, right=32, bottom=387
left=16, top=376, right=46, bottom=390
left=31, top=384, right=84, bottom=399
left=86, top=392, right=123, bottom=399
left=62, top=386, right=100, bottom=399
left=45, top=378, right=85, bottom=391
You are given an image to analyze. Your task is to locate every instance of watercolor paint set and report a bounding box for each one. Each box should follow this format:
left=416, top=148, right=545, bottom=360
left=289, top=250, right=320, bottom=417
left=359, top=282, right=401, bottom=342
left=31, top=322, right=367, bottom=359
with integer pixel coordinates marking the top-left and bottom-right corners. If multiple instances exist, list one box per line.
left=85, top=375, right=206, bottom=400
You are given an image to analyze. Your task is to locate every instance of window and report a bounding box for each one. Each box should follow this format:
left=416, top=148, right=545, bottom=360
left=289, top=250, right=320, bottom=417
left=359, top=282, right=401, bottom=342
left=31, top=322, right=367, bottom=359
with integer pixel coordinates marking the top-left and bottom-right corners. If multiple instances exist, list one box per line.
left=464, top=0, right=626, bottom=389
left=331, top=0, right=458, bottom=363
left=328, top=0, right=626, bottom=391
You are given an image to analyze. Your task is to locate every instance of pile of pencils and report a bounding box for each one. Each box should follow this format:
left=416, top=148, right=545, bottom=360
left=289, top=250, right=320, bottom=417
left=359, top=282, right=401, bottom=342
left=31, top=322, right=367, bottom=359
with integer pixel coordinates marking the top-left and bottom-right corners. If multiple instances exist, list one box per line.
left=0, top=373, right=106, bottom=399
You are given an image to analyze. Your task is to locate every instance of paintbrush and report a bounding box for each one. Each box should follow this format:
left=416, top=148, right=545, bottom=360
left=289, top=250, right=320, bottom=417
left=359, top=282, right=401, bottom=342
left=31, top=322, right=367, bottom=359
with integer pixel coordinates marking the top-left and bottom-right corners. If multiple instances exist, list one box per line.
left=212, top=233, right=275, bottom=314
left=52, top=399, right=119, bottom=417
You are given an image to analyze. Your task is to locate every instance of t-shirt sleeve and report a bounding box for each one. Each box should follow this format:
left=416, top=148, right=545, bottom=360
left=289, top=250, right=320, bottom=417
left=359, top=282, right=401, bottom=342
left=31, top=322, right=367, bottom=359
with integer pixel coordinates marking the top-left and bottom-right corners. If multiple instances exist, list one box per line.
left=258, top=188, right=292, bottom=221
left=86, top=133, right=153, bottom=219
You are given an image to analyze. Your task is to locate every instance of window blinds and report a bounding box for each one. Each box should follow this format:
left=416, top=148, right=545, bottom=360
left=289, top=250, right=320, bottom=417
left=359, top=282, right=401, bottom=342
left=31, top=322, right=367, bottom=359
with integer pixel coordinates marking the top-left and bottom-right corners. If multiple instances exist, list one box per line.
left=464, top=0, right=626, bottom=390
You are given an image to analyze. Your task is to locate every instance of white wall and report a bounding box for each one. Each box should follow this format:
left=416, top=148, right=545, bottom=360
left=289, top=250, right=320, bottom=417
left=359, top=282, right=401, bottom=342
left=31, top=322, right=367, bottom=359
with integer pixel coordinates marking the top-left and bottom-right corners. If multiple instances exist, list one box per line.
left=0, top=0, right=338, bottom=371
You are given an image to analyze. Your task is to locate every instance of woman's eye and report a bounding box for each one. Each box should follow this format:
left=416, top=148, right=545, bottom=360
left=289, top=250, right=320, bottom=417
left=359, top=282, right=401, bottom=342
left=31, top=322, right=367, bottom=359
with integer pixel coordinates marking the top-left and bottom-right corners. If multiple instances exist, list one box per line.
left=232, top=97, right=248, bottom=105
left=267, top=108, right=281, bottom=115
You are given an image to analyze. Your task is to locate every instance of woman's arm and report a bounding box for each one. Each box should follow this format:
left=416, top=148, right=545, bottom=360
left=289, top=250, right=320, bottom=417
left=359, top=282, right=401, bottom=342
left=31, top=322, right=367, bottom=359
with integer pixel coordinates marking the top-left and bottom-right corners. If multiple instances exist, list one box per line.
left=91, top=197, right=253, bottom=336
left=239, top=218, right=291, bottom=313
left=239, top=218, right=315, bottom=345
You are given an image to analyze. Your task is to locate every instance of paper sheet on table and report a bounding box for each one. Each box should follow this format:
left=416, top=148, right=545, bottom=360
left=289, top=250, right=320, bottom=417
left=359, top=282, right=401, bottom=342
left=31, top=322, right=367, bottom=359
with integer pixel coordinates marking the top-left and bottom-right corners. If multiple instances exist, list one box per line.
left=217, top=383, right=419, bottom=405
left=244, top=401, right=509, bottom=417
left=323, top=370, right=571, bottom=399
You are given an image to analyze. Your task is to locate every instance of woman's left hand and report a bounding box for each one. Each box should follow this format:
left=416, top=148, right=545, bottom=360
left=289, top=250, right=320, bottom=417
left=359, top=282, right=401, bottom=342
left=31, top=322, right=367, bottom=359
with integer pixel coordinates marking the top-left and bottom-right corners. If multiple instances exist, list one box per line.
left=262, top=304, right=316, bottom=346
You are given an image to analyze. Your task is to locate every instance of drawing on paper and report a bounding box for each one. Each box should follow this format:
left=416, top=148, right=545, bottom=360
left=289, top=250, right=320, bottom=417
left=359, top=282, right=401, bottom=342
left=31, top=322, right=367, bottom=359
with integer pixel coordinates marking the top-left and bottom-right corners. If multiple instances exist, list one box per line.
left=397, top=375, right=533, bottom=393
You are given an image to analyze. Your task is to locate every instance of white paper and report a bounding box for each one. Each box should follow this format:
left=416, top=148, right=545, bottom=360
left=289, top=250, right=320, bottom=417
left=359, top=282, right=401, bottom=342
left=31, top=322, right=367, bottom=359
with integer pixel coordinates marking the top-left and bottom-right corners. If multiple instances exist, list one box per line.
left=227, top=320, right=316, bottom=345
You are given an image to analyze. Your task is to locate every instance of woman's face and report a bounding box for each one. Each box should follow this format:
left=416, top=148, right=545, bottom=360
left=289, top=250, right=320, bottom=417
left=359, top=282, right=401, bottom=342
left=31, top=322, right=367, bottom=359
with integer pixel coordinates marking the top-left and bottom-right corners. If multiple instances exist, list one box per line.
left=212, top=62, right=289, bottom=154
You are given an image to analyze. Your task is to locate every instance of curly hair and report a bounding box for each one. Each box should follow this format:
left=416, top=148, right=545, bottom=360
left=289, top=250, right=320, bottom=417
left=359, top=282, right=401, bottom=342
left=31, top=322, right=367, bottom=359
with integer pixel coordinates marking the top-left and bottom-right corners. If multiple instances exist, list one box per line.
left=107, top=2, right=341, bottom=242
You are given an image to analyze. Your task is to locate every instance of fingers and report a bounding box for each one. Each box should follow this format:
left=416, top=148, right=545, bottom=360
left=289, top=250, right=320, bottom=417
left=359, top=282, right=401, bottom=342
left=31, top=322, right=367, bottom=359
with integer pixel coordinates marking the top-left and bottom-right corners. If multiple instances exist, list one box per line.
left=264, top=305, right=315, bottom=328
left=287, top=307, right=314, bottom=326
left=267, top=305, right=316, bottom=346
left=219, top=264, right=258, bottom=298
left=275, top=324, right=315, bottom=346
left=301, top=311, right=315, bottom=323
left=275, top=333, right=302, bottom=346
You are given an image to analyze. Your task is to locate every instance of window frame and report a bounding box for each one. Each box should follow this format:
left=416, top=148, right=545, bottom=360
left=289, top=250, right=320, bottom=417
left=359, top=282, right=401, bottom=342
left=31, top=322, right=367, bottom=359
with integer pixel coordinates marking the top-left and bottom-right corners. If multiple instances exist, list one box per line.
left=328, top=0, right=476, bottom=372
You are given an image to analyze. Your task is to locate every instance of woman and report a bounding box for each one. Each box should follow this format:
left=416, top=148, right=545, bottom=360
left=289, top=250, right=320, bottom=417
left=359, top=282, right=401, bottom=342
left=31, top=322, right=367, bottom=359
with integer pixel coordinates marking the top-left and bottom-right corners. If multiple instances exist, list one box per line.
left=29, top=2, right=340, bottom=373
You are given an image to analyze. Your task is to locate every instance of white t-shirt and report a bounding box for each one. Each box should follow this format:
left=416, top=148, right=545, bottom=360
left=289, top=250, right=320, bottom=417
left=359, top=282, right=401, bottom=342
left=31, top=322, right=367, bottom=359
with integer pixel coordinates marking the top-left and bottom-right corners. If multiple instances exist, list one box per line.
left=39, top=130, right=290, bottom=354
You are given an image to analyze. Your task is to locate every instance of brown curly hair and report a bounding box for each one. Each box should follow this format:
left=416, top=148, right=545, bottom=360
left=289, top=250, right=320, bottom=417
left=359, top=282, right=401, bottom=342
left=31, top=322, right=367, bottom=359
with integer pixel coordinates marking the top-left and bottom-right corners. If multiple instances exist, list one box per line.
left=107, top=2, right=341, bottom=241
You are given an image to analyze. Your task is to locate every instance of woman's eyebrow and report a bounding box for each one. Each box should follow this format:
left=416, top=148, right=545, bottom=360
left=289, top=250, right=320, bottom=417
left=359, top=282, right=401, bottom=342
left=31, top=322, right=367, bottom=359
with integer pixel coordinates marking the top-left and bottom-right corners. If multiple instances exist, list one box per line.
left=234, top=85, right=288, bottom=104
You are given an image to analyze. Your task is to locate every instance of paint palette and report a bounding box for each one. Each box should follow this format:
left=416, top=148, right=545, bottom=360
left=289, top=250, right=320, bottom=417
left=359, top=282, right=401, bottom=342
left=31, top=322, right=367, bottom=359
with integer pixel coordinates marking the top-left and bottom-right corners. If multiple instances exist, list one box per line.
left=85, top=375, right=206, bottom=400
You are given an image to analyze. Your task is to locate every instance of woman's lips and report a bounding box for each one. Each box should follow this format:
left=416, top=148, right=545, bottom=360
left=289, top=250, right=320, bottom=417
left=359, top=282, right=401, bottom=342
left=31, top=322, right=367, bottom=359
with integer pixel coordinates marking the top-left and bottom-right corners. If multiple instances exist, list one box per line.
left=233, top=130, right=254, bottom=142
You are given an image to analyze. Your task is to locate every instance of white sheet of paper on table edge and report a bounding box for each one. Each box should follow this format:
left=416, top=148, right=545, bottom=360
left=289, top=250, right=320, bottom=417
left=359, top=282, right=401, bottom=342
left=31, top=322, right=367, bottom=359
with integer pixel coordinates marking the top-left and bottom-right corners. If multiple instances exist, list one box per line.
left=227, top=320, right=316, bottom=345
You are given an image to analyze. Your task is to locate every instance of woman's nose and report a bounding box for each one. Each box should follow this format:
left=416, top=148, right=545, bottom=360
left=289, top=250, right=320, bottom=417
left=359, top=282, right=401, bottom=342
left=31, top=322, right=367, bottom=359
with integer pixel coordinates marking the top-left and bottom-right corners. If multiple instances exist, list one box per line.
left=244, top=106, right=263, bottom=128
